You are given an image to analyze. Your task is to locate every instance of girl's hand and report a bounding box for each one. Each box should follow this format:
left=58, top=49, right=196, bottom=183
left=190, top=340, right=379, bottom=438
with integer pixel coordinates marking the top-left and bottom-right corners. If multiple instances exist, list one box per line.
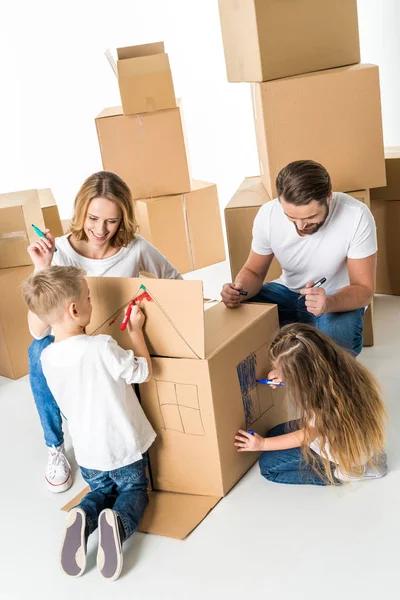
left=267, top=369, right=284, bottom=389
left=234, top=430, right=266, bottom=452
left=128, top=305, right=145, bottom=332
left=27, top=229, right=55, bottom=270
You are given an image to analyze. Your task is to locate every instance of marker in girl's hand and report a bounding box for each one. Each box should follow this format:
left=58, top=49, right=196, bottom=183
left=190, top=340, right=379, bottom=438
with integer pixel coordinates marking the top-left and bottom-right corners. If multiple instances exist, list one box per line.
left=32, top=224, right=57, bottom=252
left=257, top=379, right=286, bottom=387
left=247, top=430, right=254, bottom=435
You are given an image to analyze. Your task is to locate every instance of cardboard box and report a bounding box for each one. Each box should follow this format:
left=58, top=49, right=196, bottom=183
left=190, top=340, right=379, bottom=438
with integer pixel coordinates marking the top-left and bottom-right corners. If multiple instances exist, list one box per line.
left=0, top=190, right=46, bottom=269
left=0, top=266, right=32, bottom=379
left=106, top=42, right=176, bottom=116
left=63, top=278, right=287, bottom=538
left=96, top=105, right=191, bottom=201
left=135, top=181, right=226, bottom=273
left=252, top=64, right=386, bottom=198
left=218, top=0, right=360, bottom=83
left=370, top=148, right=400, bottom=201
left=372, top=200, right=400, bottom=295
left=38, top=189, right=64, bottom=238
left=225, top=176, right=282, bottom=282
left=61, top=220, right=71, bottom=235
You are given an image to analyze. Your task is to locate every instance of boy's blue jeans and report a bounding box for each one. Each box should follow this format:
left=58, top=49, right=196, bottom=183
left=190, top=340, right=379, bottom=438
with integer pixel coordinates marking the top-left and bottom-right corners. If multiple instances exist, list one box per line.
left=77, top=455, right=149, bottom=540
left=28, top=335, right=64, bottom=448
left=259, top=421, right=339, bottom=486
left=251, top=282, right=364, bottom=356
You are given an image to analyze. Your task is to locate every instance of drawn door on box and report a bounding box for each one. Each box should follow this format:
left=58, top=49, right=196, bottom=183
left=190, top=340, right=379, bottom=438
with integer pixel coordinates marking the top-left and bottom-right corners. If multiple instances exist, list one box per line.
left=237, top=346, right=274, bottom=428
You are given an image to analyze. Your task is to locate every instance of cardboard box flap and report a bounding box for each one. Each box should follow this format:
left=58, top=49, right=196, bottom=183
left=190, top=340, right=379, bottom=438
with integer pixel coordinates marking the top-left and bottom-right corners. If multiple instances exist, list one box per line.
left=225, top=176, right=271, bottom=210
left=86, top=278, right=206, bottom=359
left=61, top=487, right=220, bottom=540
left=204, top=302, right=277, bottom=358
left=117, top=42, right=165, bottom=61
left=96, top=106, right=123, bottom=120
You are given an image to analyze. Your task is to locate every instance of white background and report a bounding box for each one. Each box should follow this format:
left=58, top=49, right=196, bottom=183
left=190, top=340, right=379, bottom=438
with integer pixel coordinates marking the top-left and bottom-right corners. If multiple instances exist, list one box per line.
left=0, top=0, right=399, bottom=289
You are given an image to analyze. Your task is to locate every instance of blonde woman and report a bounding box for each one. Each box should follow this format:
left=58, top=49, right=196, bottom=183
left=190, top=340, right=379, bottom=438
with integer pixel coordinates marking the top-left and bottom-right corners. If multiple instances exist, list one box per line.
left=27, top=171, right=182, bottom=493
left=234, top=323, right=387, bottom=485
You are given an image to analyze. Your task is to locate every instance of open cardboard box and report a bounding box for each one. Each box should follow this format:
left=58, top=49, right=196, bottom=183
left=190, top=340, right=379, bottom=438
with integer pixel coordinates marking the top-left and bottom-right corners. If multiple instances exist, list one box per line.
left=62, top=279, right=286, bottom=538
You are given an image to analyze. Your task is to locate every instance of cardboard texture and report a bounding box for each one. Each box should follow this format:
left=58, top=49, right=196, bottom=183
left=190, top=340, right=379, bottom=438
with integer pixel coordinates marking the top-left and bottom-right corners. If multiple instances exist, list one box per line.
left=370, top=148, right=400, bottom=202
left=61, top=220, right=71, bottom=235
left=96, top=105, right=191, bottom=200
left=0, top=190, right=45, bottom=269
left=135, top=181, right=226, bottom=274
left=218, top=0, right=360, bottom=83
left=0, top=266, right=32, bottom=379
left=63, top=278, right=287, bottom=538
left=372, top=200, right=400, bottom=295
left=38, top=189, right=64, bottom=238
left=224, top=176, right=282, bottom=282
left=112, top=42, right=176, bottom=115
left=252, top=64, right=386, bottom=198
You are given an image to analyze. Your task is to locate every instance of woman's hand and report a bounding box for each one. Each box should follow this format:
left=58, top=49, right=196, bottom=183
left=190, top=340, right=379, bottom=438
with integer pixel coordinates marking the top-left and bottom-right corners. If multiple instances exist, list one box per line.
left=27, top=229, right=56, bottom=271
left=234, top=430, right=266, bottom=452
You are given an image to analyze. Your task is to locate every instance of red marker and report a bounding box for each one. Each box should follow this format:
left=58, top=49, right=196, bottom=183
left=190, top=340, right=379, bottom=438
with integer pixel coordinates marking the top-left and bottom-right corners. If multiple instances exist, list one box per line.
left=120, top=300, right=135, bottom=331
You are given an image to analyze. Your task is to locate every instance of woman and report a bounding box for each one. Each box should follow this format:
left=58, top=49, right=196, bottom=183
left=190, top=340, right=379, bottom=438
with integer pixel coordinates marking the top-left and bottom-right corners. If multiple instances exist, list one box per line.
left=28, top=171, right=182, bottom=493
left=234, top=322, right=387, bottom=485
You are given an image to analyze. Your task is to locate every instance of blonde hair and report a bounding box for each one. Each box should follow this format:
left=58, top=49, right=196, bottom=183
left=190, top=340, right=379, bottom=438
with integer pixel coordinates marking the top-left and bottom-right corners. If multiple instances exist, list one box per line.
left=70, top=171, right=138, bottom=248
left=269, top=323, right=387, bottom=484
left=22, top=266, right=86, bottom=323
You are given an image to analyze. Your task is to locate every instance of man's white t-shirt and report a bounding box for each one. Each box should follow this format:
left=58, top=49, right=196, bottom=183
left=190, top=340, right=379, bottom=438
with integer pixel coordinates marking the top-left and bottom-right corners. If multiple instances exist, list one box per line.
left=251, top=192, right=377, bottom=295
left=41, top=334, right=156, bottom=471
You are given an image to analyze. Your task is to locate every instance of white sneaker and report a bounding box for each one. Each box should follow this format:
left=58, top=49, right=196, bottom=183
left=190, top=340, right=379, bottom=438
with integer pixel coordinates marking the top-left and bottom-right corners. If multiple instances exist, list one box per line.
left=46, top=444, right=73, bottom=493
left=335, top=451, right=388, bottom=483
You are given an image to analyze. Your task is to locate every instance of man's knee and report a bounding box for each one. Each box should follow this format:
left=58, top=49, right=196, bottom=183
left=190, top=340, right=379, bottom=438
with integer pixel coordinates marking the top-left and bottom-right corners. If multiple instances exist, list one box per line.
left=316, top=310, right=363, bottom=356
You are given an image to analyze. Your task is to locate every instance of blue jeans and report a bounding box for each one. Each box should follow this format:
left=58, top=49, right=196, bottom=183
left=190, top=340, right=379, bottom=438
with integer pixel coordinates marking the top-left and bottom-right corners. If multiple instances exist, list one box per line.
left=28, top=336, right=64, bottom=448
left=77, top=456, right=149, bottom=540
left=251, top=282, right=364, bottom=356
left=259, top=421, right=339, bottom=486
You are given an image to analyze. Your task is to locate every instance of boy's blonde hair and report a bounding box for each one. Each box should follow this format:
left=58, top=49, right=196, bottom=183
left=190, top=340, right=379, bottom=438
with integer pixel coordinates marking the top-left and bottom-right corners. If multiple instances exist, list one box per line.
left=22, top=266, right=86, bottom=323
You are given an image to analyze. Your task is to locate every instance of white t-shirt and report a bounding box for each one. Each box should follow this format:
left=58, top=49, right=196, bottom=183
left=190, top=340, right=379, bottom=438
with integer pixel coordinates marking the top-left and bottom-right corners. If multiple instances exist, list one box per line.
left=41, top=334, right=156, bottom=471
left=52, top=233, right=183, bottom=279
left=251, top=192, right=377, bottom=295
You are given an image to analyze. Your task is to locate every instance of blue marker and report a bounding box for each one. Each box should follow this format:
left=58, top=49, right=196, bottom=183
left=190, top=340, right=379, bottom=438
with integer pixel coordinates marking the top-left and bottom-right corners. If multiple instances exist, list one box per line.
left=257, top=379, right=286, bottom=387
left=247, top=430, right=254, bottom=435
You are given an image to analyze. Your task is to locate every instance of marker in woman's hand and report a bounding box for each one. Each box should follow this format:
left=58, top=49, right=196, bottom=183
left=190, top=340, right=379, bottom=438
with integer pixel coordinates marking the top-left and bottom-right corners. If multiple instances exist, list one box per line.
left=32, top=224, right=58, bottom=252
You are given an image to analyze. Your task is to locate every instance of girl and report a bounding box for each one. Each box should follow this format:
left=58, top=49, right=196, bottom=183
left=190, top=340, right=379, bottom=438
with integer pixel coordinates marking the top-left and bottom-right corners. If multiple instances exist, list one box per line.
left=234, top=323, right=387, bottom=485
left=27, top=171, right=182, bottom=493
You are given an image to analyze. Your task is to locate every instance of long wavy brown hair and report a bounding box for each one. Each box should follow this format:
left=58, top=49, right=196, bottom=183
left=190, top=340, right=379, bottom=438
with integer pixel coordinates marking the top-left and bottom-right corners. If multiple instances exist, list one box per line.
left=269, top=323, right=387, bottom=483
left=70, top=171, right=138, bottom=248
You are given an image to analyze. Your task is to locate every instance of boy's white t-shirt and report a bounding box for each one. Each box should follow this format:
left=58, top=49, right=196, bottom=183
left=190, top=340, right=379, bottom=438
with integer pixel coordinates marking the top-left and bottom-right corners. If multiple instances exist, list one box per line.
left=40, top=334, right=156, bottom=471
left=251, top=192, right=377, bottom=295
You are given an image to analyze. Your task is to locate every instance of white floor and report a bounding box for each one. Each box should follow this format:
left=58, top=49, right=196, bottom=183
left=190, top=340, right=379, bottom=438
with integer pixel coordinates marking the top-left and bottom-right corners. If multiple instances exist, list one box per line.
left=1, top=292, right=399, bottom=600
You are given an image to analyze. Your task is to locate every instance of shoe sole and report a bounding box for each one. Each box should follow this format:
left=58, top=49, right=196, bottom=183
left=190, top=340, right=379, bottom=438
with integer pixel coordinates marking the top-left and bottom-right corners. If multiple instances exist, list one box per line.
left=60, top=508, right=87, bottom=577
left=46, top=473, right=73, bottom=494
left=97, top=509, right=123, bottom=581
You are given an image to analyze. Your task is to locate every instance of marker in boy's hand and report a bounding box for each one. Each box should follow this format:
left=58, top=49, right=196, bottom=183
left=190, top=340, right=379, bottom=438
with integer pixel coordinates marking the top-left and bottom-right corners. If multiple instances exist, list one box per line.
left=127, top=304, right=145, bottom=333
left=234, top=429, right=266, bottom=452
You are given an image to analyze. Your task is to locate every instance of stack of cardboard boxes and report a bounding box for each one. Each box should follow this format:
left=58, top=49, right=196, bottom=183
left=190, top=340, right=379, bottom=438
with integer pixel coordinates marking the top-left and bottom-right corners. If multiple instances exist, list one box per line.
left=98, top=42, right=225, bottom=274
left=219, top=0, right=387, bottom=346
left=0, top=189, right=63, bottom=379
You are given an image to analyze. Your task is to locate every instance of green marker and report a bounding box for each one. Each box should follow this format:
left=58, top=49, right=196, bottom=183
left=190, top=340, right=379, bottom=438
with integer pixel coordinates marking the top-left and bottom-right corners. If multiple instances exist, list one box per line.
left=32, top=224, right=57, bottom=252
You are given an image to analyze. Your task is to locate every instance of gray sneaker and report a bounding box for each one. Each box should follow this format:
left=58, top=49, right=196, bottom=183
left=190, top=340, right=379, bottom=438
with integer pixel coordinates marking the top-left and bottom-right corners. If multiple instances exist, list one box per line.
left=97, top=509, right=124, bottom=581
left=335, top=451, right=388, bottom=482
left=60, top=508, right=87, bottom=577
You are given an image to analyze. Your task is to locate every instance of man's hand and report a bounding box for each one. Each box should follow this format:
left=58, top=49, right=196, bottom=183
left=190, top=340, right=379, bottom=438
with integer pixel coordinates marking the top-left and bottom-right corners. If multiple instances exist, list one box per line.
left=300, top=281, right=329, bottom=317
left=234, top=430, right=266, bottom=452
left=221, top=282, right=243, bottom=309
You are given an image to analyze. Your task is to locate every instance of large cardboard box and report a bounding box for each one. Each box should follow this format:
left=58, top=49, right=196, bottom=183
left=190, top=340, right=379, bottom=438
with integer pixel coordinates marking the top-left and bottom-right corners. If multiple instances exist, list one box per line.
left=372, top=200, right=400, bottom=295
left=0, top=266, right=32, bottom=379
left=96, top=105, right=191, bottom=201
left=63, top=278, right=286, bottom=537
left=135, top=181, right=226, bottom=274
left=252, top=64, right=386, bottom=198
left=370, top=148, right=400, bottom=202
left=218, top=0, right=360, bottom=83
left=0, top=190, right=46, bottom=269
left=108, top=42, right=176, bottom=116
left=38, top=189, right=64, bottom=238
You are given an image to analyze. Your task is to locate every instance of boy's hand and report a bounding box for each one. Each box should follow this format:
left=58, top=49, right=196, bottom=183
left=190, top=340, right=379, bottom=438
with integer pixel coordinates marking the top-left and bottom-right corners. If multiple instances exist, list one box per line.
left=27, top=229, right=56, bottom=271
left=267, top=369, right=283, bottom=389
left=234, top=430, right=266, bottom=452
left=127, top=305, right=145, bottom=332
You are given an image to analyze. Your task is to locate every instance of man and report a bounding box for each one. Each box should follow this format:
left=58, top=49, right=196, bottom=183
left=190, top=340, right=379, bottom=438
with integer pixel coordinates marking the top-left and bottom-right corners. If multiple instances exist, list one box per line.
left=221, top=160, right=377, bottom=356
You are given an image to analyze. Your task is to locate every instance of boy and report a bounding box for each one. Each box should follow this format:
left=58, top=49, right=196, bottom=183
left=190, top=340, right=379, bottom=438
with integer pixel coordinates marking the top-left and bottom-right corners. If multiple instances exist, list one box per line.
left=23, top=266, right=156, bottom=581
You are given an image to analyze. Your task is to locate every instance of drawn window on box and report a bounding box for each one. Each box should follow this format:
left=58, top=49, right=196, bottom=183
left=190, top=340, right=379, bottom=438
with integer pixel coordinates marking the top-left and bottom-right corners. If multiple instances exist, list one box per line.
left=156, top=380, right=205, bottom=436
left=237, top=347, right=274, bottom=428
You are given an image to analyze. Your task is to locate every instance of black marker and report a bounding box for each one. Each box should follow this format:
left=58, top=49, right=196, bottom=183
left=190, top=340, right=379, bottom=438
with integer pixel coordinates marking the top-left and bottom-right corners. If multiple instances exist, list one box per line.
left=312, top=277, right=326, bottom=288
left=239, top=290, right=248, bottom=296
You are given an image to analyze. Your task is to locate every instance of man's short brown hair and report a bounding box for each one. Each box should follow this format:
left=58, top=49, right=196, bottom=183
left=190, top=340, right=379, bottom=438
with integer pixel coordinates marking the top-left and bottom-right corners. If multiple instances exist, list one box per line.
left=276, top=160, right=332, bottom=206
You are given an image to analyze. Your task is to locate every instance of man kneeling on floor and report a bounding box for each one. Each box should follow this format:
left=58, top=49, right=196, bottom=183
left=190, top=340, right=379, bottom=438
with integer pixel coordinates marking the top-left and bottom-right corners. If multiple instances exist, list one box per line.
left=23, top=266, right=155, bottom=581
left=221, top=160, right=377, bottom=356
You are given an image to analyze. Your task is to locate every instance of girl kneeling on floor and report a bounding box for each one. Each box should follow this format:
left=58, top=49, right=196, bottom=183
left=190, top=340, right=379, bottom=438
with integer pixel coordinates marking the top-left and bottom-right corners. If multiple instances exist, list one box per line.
left=234, top=323, right=387, bottom=485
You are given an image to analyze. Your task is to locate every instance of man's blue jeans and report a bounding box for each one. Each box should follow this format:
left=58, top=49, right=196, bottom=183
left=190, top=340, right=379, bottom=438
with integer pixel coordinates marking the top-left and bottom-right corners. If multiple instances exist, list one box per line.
left=28, top=335, right=64, bottom=448
left=251, top=282, right=364, bottom=356
left=259, top=421, right=339, bottom=486
left=77, top=455, right=149, bottom=539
